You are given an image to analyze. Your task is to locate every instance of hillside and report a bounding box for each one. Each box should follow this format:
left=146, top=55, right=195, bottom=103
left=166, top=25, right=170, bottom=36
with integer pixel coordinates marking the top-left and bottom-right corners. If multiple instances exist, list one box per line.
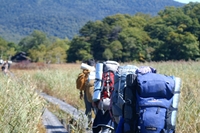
left=0, top=0, right=184, bottom=43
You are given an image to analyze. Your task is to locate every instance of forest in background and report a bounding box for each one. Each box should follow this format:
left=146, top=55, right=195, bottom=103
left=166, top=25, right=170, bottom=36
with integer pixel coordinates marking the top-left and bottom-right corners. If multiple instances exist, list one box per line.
left=0, top=0, right=184, bottom=43
left=1, top=2, right=200, bottom=63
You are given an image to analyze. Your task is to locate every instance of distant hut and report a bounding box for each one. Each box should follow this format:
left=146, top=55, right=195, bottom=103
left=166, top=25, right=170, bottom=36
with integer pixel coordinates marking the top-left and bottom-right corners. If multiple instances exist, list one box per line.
left=11, top=52, right=30, bottom=63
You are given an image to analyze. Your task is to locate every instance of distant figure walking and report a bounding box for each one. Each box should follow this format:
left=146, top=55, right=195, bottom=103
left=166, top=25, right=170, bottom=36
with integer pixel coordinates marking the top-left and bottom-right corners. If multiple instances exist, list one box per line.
left=1, top=60, right=11, bottom=75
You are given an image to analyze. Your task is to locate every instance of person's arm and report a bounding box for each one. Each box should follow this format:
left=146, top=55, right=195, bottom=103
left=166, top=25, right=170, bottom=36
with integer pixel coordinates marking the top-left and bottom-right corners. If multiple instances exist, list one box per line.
left=80, top=91, right=83, bottom=99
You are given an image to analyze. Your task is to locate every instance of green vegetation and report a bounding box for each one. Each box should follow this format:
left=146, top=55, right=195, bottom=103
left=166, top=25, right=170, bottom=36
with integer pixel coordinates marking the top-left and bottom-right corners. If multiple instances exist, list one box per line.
left=0, top=71, right=46, bottom=133
left=69, top=4, right=200, bottom=62
left=1, top=3, right=200, bottom=62
left=0, top=0, right=184, bottom=43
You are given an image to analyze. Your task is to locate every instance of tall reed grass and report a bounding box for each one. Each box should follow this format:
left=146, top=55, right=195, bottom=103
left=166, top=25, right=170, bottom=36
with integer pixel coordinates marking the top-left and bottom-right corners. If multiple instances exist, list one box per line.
left=18, top=61, right=200, bottom=133
left=0, top=71, right=45, bottom=133
left=32, top=66, right=84, bottom=110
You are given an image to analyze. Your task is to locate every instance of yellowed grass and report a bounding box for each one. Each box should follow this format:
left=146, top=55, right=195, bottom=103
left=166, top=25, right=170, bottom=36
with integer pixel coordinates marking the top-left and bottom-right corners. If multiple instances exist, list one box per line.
left=0, top=70, right=45, bottom=133
left=10, top=61, right=200, bottom=133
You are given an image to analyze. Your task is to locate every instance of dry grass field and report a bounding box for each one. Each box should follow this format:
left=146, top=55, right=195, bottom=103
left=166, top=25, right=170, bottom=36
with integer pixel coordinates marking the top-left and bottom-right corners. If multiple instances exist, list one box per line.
left=0, top=68, right=46, bottom=133
left=5, top=61, right=200, bottom=133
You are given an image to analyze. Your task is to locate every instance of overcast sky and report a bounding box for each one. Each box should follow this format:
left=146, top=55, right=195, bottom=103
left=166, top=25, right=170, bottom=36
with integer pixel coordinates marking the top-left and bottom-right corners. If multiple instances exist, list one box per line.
left=174, top=0, right=200, bottom=3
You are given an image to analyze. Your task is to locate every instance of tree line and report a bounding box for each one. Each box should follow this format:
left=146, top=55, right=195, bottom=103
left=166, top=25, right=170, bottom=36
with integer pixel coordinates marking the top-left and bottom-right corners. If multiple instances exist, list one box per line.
left=1, top=3, right=200, bottom=63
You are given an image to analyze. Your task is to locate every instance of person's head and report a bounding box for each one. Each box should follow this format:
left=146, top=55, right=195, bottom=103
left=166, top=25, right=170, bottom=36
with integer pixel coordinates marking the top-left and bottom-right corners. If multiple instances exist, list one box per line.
left=3, top=60, right=7, bottom=64
left=86, top=59, right=95, bottom=67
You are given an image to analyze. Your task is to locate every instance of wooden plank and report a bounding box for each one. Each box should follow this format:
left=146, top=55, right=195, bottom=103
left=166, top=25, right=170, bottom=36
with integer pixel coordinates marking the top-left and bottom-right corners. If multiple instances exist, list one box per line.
left=40, top=92, right=88, bottom=129
left=42, top=108, right=68, bottom=133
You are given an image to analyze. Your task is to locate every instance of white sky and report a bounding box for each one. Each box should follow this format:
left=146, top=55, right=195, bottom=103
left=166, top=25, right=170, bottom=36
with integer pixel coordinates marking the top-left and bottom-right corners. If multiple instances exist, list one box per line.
left=174, top=0, right=200, bottom=3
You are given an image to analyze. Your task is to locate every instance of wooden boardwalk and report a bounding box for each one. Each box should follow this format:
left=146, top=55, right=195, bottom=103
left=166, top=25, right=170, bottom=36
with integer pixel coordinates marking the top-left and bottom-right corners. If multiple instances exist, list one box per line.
left=40, top=92, right=93, bottom=133
left=42, top=108, right=68, bottom=133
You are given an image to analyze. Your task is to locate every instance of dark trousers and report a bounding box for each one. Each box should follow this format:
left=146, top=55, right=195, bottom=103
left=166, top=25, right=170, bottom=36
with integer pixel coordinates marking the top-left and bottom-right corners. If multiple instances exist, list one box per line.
left=84, top=91, right=93, bottom=123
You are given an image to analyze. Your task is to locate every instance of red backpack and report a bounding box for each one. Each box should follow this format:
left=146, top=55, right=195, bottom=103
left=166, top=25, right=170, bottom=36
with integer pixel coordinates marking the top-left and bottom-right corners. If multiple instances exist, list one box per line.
left=101, top=72, right=114, bottom=98
left=97, top=61, right=119, bottom=111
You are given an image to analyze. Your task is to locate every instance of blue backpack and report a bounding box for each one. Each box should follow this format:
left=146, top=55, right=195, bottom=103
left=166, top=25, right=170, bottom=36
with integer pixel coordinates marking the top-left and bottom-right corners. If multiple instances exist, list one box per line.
left=123, top=72, right=181, bottom=133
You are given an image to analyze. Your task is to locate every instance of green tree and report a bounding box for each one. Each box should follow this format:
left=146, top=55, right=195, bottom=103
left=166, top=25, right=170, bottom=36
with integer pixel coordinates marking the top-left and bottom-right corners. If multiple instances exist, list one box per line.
left=0, top=37, right=18, bottom=60
left=153, top=32, right=199, bottom=61
left=103, top=14, right=130, bottom=29
left=28, top=44, right=47, bottom=62
left=79, top=21, right=111, bottom=61
left=103, top=48, right=113, bottom=60
left=46, top=38, right=70, bottom=63
left=167, top=32, right=199, bottom=60
left=147, top=5, right=200, bottom=61
left=119, top=27, right=151, bottom=62
left=109, top=40, right=123, bottom=61
left=18, top=30, right=50, bottom=52
left=182, top=3, right=200, bottom=51
left=67, top=37, right=93, bottom=62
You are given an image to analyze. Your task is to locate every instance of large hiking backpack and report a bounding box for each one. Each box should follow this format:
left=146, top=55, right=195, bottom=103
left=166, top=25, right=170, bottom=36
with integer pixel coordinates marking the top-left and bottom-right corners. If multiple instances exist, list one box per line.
left=111, top=65, right=138, bottom=124
left=123, top=71, right=182, bottom=133
left=93, top=61, right=119, bottom=112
